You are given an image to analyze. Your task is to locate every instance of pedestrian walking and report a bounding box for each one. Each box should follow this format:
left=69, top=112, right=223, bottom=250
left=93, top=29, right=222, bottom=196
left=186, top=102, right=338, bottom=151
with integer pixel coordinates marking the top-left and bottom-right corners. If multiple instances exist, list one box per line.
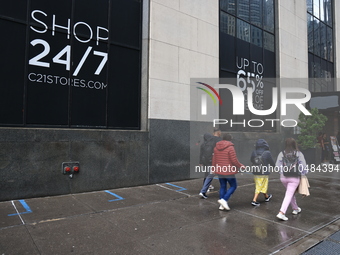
left=276, top=138, right=307, bottom=221
left=212, top=133, right=244, bottom=211
left=198, top=128, right=222, bottom=199
left=250, top=139, right=275, bottom=206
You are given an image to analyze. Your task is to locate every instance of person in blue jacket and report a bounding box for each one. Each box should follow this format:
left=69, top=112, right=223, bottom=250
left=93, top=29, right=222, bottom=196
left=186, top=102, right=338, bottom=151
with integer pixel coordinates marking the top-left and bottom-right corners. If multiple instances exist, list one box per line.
left=250, top=139, right=275, bottom=206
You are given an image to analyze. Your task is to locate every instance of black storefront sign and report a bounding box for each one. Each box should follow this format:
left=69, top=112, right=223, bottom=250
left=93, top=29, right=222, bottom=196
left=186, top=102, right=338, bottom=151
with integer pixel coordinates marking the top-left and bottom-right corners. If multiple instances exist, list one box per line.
left=220, top=32, right=276, bottom=132
left=0, top=0, right=142, bottom=129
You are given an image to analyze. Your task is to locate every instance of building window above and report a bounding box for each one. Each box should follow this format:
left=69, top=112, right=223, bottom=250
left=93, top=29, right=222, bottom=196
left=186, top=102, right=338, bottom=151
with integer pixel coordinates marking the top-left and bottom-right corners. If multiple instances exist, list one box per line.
left=307, top=0, right=334, bottom=92
left=219, top=0, right=276, bottom=132
left=220, top=0, right=275, bottom=52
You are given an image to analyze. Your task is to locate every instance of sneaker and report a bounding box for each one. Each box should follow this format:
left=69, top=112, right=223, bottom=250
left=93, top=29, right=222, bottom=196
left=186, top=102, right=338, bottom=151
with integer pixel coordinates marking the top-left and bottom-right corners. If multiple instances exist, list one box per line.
left=251, top=201, right=260, bottom=206
left=209, top=185, right=214, bottom=190
left=265, top=194, right=273, bottom=202
left=218, top=199, right=230, bottom=210
left=219, top=205, right=225, bottom=211
left=199, top=192, right=208, bottom=199
left=276, top=213, right=288, bottom=221
left=292, top=207, right=302, bottom=215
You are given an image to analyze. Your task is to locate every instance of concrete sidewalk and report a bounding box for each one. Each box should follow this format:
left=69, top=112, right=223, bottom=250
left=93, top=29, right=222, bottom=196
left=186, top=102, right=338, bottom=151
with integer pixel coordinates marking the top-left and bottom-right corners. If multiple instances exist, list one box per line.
left=0, top=172, right=339, bottom=255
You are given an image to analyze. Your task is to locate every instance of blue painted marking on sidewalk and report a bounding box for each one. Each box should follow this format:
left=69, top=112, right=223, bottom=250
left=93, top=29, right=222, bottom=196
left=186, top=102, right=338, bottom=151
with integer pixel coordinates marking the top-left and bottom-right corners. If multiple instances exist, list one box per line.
left=105, top=190, right=125, bottom=202
left=165, top=183, right=187, bottom=192
left=8, top=200, right=32, bottom=216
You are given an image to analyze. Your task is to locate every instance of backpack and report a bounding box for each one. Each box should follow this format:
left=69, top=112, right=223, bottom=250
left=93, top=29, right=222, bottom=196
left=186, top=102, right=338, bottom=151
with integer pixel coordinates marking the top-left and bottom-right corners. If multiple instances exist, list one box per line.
left=252, top=151, right=265, bottom=174
left=282, top=151, right=301, bottom=177
left=200, top=138, right=217, bottom=166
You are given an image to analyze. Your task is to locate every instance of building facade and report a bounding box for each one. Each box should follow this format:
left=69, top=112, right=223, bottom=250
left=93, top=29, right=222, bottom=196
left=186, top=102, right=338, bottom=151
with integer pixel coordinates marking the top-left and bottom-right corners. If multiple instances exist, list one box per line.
left=0, top=0, right=339, bottom=200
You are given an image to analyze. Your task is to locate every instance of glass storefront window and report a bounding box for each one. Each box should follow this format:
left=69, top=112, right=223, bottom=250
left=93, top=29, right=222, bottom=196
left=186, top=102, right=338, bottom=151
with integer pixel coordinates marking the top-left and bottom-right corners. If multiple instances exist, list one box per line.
left=250, top=0, right=262, bottom=27
left=313, top=18, right=320, bottom=57
left=320, top=22, right=327, bottom=59
left=220, top=0, right=275, bottom=50
left=237, top=0, right=250, bottom=22
left=237, top=19, right=250, bottom=42
left=307, top=0, right=313, bottom=13
left=324, top=0, right=332, bottom=26
left=220, top=0, right=236, bottom=15
left=251, top=25, right=262, bottom=47
left=219, top=0, right=276, bottom=132
left=326, top=62, right=334, bottom=90
left=320, top=0, right=325, bottom=21
left=263, top=0, right=274, bottom=33
left=314, top=59, right=321, bottom=92
left=307, top=14, right=314, bottom=53
left=313, top=0, right=320, bottom=19
left=307, top=0, right=333, bottom=92
left=327, top=26, right=333, bottom=62
left=220, top=11, right=235, bottom=36
left=263, top=31, right=274, bottom=52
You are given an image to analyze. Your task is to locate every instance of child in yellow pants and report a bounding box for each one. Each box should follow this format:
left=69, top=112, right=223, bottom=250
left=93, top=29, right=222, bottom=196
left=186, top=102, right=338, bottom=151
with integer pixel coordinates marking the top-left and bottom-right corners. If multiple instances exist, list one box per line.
left=250, top=139, right=275, bottom=206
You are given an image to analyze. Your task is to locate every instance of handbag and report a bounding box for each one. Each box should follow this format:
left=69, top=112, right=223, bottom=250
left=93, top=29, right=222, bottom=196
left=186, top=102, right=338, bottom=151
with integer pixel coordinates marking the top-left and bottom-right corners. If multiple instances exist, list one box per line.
left=298, top=175, right=310, bottom=197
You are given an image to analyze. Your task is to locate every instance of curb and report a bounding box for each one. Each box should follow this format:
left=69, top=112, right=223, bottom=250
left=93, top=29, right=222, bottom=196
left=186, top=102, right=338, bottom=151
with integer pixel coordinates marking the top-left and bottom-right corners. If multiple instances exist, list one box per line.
left=272, top=218, right=340, bottom=255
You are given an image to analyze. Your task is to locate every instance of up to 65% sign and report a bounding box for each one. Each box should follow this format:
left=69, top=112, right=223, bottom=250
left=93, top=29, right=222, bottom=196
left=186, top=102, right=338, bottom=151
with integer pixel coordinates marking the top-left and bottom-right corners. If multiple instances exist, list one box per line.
left=237, top=70, right=265, bottom=108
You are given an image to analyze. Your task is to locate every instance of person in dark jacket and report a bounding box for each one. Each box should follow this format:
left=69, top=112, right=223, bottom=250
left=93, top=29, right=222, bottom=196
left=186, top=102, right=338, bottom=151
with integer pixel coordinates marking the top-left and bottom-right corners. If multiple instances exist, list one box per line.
left=250, top=139, right=275, bottom=206
left=198, top=128, right=222, bottom=199
left=212, top=133, right=244, bottom=211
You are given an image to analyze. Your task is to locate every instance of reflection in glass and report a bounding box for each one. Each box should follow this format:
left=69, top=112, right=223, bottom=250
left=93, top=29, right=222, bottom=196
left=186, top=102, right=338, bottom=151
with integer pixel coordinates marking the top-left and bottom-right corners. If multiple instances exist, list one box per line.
left=323, top=70, right=330, bottom=91
left=320, top=0, right=325, bottom=21
left=307, top=14, right=314, bottom=53
left=251, top=25, right=262, bottom=47
left=309, top=55, right=334, bottom=92
left=313, top=18, right=320, bottom=56
left=237, top=0, right=250, bottom=21
left=313, top=0, right=320, bottom=18
left=320, top=22, right=326, bottom=59
left=220, top=0, right=236, bottom=15
left=307, top=0, right=313, bottom=13
left=308, top=55, right=315, bottom=91
left=307, top=0, right=334, bottom=92
left=320, top=74, right=327, bottom=92
left=220, top=12, right=236, bottom=36
left=308, top=54, right=314, bottom=78
left=264, top=31, right=274, bottom=52
left=250, top=0, right=262, bottom=27
left=320, top=59, right=328, bottom=91
left=326, top=62, right=334, bottom=90
left=314, top=59, right=321, bottom=92
left=324, top=0, right=332, bottom=26
left=237, top=19, right=250, bottom=42
left=263, top=0, right=274, bottom=33
left=327, top=26, right=333, bottom=62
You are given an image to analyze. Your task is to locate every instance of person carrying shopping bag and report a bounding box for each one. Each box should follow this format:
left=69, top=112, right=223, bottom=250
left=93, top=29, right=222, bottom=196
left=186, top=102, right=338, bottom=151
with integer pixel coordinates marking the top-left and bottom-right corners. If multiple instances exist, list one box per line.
left=276, top=138, right=307, bottom=221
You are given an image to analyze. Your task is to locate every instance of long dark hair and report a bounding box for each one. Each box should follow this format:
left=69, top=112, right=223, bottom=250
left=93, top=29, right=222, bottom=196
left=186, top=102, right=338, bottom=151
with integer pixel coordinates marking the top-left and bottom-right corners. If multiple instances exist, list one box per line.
left=284, top=138, right=298, bottom=153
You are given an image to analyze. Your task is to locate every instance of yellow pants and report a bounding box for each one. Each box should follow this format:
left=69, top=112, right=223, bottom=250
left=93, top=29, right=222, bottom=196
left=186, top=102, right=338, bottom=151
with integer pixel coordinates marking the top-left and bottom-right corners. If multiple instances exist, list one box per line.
left=254, top=175, right=269, bottom=194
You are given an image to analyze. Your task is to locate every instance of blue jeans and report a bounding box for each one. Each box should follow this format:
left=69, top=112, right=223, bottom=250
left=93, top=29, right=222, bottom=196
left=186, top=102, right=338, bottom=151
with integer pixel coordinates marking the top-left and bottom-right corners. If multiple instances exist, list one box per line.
left=218, top=175, right=237, bottom=201
left=200, top=173, right=214, bottom=193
